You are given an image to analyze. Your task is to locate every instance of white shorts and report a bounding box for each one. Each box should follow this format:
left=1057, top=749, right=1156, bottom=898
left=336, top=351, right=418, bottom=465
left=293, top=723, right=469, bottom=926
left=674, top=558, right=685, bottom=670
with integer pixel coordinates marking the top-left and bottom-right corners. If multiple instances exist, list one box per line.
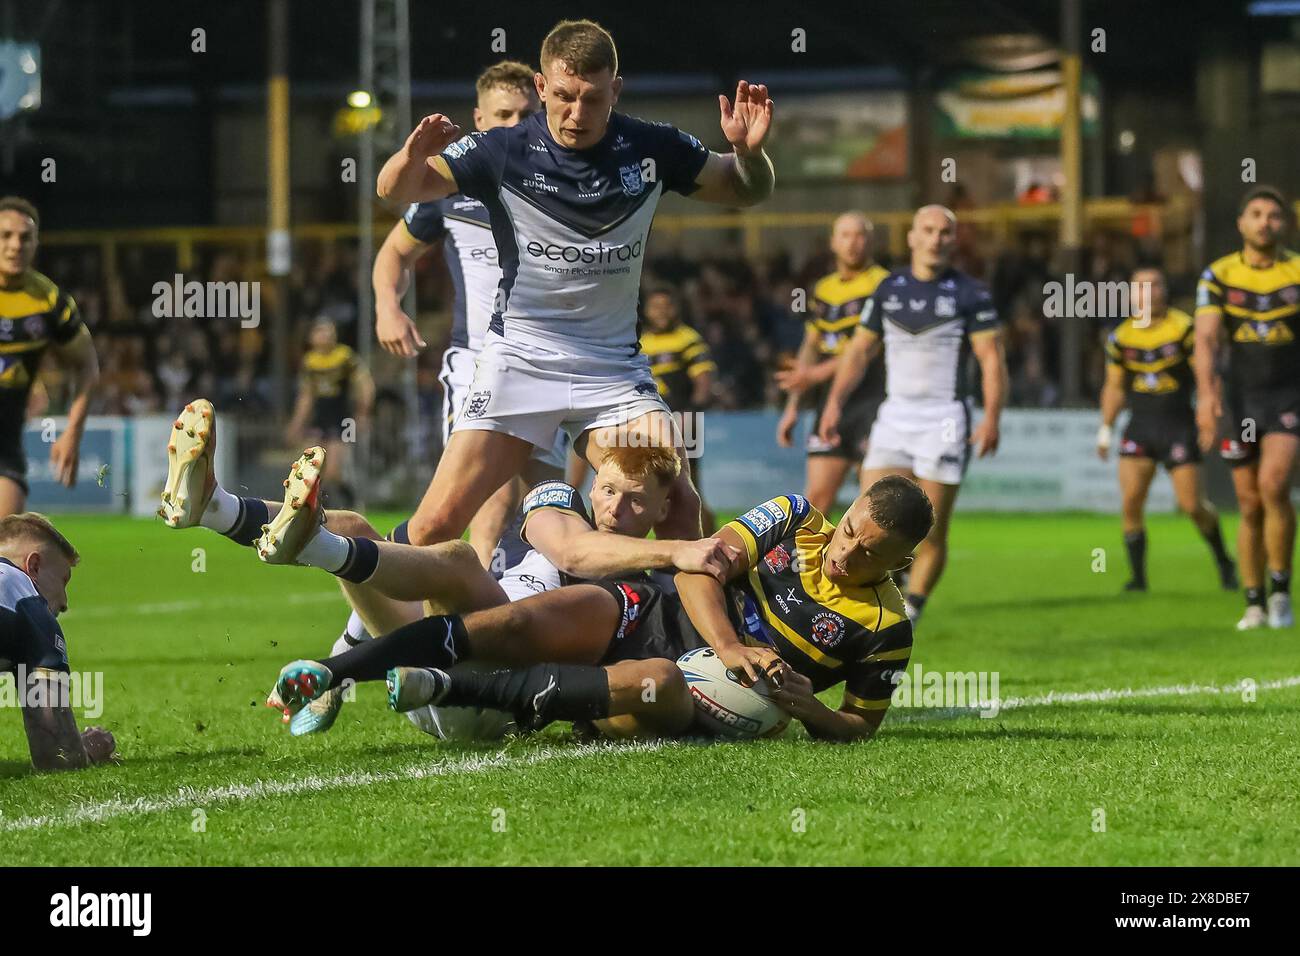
left=862, top=398, right=973, bottom=486
left=451, top=332, right=670, bottom=452
left=440, top=345, right=569, bottom=470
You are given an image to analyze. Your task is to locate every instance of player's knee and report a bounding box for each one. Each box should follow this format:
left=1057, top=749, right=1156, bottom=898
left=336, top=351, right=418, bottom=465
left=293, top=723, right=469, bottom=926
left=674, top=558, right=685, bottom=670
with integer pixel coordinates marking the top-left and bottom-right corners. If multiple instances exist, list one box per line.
left=406, top=507, right=463, bottom=546
left=1238, top=491, right=1264, bottom=524
left=1257, top=471, right=1292, bottom=506
left=642, top=660, right=694, bottom=727
left=328, top=510, right=379, bottom=538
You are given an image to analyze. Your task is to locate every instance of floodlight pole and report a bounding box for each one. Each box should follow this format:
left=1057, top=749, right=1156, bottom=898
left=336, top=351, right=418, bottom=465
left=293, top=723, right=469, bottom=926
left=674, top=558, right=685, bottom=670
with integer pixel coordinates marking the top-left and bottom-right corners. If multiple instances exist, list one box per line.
left=1059, top=0, right=1084, bottom=405
left=358, top=0, right=418, bottom=500
left=267, top=0, right=292, bottom=417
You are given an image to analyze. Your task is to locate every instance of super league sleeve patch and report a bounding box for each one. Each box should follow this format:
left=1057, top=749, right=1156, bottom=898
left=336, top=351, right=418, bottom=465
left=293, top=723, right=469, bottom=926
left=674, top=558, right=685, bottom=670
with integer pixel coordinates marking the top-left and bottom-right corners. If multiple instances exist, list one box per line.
left=521, top=481, right=584, bottom=517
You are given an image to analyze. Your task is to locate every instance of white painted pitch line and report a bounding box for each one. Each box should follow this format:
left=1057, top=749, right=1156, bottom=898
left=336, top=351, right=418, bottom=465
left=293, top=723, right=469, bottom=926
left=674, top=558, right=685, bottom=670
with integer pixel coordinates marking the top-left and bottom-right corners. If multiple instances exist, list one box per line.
left=0, top=739, right=671, bottom=834
left=63, top=591, right=341, bottom=620
left=890, top=674, right=1300, bottom=722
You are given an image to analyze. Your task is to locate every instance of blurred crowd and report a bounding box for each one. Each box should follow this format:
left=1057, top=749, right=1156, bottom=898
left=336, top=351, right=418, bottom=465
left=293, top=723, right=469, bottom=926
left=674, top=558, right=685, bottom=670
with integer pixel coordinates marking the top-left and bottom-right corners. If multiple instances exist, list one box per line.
left=33, top=223, right=1178, bottom=420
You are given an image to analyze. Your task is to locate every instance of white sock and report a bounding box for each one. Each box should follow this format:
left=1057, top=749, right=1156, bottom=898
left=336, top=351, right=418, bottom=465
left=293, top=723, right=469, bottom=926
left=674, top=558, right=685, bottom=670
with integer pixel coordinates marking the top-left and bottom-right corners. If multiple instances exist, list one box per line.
left=296, top=527, right=352, bottom=572
left=199, top=486, right=241, bottom=534
left=343, top=609, right=372, bottom=644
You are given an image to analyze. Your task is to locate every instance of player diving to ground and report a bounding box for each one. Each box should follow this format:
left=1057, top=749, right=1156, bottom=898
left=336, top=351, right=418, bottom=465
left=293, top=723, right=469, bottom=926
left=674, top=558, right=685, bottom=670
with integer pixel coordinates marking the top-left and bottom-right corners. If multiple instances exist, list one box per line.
left=267, top=477, right=934, bottom=743
left=1, top=512, right=116, bottom=771
left=1097, top=265, right=1236, bottom=592
left=1194, top=185, right=1300, bottom=631
left=0, top=196, right=101, bottom=517
left=248, top=442, right=736, bottom=737
left=373, top=59, right=570, bottom=569
left=818, top=204, right=1008, bottom=627
left=775, top=212, right=890, bottom=515
left=375, top=18, right=776, bottom=551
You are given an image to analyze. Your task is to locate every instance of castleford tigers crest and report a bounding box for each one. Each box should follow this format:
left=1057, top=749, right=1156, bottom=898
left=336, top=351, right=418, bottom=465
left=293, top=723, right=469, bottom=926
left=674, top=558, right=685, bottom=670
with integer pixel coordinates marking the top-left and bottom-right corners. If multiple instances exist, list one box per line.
left=619, top=164, right=645, bottom=197
left=810, top=611, right=846, bottom=649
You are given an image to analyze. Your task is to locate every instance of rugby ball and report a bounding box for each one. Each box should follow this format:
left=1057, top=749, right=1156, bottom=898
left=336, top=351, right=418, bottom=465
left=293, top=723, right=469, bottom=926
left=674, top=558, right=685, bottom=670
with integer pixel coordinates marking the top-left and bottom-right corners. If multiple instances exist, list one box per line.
left=676, top=647, right=790, bottom=739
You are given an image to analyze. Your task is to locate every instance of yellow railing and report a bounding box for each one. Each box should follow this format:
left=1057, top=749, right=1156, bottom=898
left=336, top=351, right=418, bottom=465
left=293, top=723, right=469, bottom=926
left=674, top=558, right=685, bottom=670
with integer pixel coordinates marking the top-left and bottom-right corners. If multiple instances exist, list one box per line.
left=40, top=197, right=1198, bottom=275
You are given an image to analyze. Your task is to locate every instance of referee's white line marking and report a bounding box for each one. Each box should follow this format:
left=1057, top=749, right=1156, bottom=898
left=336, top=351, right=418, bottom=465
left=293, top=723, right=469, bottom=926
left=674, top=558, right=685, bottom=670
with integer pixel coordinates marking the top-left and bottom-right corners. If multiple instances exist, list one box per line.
left=890, top=674, right=1300, bottom=722
left=0, top=740, right=670, bottom=834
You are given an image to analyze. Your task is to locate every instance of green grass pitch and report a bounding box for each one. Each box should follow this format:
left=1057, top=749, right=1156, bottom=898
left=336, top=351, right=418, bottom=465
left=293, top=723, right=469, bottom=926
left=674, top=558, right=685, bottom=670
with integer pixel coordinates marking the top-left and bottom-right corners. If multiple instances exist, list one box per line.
left=1, top=510, right=1297, bottom=865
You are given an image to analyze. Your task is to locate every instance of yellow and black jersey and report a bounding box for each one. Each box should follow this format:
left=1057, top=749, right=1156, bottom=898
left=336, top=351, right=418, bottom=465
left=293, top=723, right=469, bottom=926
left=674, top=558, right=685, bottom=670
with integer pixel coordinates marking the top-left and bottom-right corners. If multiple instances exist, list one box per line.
left=1196, top=249, right=1300, bottom=393
left=808, top=265, right=889, bottom=407
left=721, top=493, right=913, bottom=716
left=1105, top=308, right=1196, bottom=417
left=0, top=270, right=83, bottom=422
left=299, top=344, right=359, bottom=403
left=640, top=323, right=714, bottom=412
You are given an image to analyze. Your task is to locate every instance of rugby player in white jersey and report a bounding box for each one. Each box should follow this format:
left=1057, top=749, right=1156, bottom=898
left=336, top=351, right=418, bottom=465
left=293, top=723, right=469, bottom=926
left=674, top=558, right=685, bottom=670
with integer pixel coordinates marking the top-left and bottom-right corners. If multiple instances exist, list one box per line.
left=372, top=60, right=569, bottom=570
left=375, top=18, right=775, bottom=551
left=818, top=205, right=1008, bottom=626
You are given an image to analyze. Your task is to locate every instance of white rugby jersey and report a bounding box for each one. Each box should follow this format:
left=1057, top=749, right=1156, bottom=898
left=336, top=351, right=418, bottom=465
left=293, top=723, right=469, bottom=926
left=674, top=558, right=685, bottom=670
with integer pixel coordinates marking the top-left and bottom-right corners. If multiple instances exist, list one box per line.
left=403, top=197, right=496, bottom=352
left=860, top=267, right=1000, bottom=404
left=440, top=111, right=710, bottom=351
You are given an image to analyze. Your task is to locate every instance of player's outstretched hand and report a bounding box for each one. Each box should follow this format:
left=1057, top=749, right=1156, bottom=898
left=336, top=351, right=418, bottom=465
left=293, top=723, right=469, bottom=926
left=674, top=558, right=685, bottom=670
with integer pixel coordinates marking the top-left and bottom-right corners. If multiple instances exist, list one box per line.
left=49, top=432, right=79, bottom=487
left=768, top=669, right=822, bottom=721
left=719, top=80, right=773, bottom=155
left=718, top=642, right=784, bottom=688
left=816, top=403, right=842, bottom=448
left=672, top=537, right=740, bottom=582
left=81, top=726, right=116, bottom=764
left=404, top=113, right=462, bottom=162
left=970, top=418, right=1000, bottom=458
left=377, top=304, right=427, bottom=357
left=776, top=406, right=798, bottom=448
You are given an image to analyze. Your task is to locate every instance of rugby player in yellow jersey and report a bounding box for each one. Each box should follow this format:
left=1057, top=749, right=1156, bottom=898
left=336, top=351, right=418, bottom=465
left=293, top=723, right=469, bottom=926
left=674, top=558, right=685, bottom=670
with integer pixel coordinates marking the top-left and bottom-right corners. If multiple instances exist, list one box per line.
left=269, top=476, right=933, bottom=743
left=639, top=286, right=716, bottom=532
left=1097, top=266, right=1236, bottom=592
left=0, top=197, right=100, bottom=516
left=286, top=319, right=374, bottom=508
left=1194, top=186, right=1300, bottom=630
left=776, top=212, right=890, bottom=513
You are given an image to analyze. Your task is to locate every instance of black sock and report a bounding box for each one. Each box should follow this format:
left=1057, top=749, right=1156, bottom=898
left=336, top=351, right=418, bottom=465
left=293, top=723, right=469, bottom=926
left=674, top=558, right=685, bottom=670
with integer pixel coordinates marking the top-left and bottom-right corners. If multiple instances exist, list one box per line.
left=388, top=519, right=412, bottom=544
left=321, top=614, right=472, bottom=687
left=1199, top=522, right=1232, bottom=566
left=1245, top=586, right=1266, bottom=608
left=335, top=536, right=380, bottom=583
left=223, top=497, right=270, bottom=547
left=1269, top=570, right=1291, bottom=595
left=442, top=664, right=611, bottom=731
left=905, top=592, right=927, bottom=612
left=1124, top=530, right=1147, bottom=584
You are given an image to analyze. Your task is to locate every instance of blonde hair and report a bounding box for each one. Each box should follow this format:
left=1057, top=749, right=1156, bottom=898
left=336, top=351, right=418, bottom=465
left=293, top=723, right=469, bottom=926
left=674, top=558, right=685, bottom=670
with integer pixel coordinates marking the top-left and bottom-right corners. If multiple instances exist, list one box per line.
left=0, top=512, right=79, bottom=565
left=476, top=60, right=535, bottom=100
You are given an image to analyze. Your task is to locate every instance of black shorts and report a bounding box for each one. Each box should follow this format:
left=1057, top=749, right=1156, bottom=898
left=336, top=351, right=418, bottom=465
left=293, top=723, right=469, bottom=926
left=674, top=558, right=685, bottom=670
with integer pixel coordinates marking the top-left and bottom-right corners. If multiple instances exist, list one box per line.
left=1120, top=413, right=1200, bottom=469
left=591, top=579, right=709, bottom=665
left=309, top=399, right=350, bottom=439
left=1220, top=388, right=1300, bottom=467
left=0, top=427, right=27, bottom=494
left=807, top=393, right=882, bottom=461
